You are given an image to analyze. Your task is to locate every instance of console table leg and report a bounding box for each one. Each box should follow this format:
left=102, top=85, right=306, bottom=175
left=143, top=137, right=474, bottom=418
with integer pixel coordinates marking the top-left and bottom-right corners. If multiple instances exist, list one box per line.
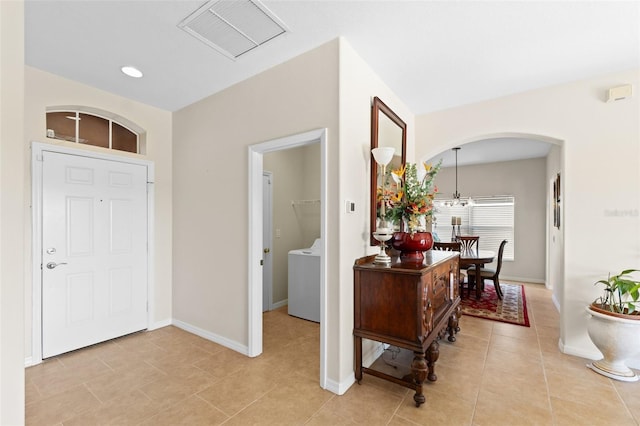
left=410, top=351, right=427, bottom=407
left=447, top=312, right=458, bottom=342
left=355, top=336, right=363, bottom=383
left=426, top=340, right=440, bottom=382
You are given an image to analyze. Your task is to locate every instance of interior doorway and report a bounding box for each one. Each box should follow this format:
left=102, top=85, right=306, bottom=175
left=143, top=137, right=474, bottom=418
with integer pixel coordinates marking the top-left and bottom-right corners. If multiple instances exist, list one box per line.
left=247, top=128, right=327, bottom=389
left=264, top=144, right=321, bottom=318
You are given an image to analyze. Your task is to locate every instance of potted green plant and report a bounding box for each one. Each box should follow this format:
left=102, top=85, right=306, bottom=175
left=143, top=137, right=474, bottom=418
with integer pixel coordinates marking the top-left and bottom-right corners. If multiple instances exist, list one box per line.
left=586, top=268, right=640, bottom=381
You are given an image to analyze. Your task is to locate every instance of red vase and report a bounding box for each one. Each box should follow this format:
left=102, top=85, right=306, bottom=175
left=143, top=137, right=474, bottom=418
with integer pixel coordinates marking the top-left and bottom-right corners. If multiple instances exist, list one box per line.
left=391, top=231, right=433, bottom=263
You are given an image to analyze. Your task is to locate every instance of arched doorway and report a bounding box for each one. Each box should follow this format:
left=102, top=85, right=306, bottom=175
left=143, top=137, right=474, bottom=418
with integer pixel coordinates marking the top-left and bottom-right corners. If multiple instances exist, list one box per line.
left=422, top=134, right=564, bottom=306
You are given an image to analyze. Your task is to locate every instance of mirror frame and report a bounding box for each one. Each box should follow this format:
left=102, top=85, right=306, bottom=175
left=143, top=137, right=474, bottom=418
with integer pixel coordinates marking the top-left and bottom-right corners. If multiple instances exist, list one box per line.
left=370, top=96, right=407, bottom=245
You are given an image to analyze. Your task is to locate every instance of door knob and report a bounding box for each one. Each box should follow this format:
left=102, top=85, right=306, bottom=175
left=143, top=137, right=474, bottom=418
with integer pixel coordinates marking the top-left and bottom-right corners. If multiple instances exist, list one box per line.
left=263, top=248, right=270, bottom=254
left=46, top=262, right=67, bottom=269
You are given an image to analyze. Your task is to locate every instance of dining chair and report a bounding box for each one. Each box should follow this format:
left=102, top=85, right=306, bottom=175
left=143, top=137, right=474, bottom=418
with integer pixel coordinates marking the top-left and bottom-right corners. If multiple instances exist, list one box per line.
left=467, top=239, right=508, bottom=299
left=433, top=241, right=461, bottom=251
left=456, top=236, right=479, bottom=253
left=456, top=236, right=480, bottom=275
left=433, top=241, right=467, bottom=290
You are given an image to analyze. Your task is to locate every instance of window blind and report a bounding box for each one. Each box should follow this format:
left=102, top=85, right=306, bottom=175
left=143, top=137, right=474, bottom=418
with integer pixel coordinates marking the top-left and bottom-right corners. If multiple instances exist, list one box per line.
left=433, top=195, right=514, bottom=260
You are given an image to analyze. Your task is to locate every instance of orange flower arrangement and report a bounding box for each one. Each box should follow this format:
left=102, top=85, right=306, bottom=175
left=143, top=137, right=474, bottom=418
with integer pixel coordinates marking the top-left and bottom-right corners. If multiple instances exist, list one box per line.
left=384, top=161, right=441, bottom=234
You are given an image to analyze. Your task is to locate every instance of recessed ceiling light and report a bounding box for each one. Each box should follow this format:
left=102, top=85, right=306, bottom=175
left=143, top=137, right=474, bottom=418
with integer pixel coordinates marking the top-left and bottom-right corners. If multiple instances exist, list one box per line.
left=121, top=66, right=143, bottom=78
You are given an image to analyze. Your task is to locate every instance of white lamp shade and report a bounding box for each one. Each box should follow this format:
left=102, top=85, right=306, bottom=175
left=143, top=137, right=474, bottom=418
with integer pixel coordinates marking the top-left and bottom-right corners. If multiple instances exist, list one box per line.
left=372, top=147, right=395, bottom=166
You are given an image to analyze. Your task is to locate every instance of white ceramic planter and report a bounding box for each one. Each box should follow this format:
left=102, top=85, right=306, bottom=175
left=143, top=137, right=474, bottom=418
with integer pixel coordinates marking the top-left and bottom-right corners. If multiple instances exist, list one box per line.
left=586, top=306, right=640, bottom=382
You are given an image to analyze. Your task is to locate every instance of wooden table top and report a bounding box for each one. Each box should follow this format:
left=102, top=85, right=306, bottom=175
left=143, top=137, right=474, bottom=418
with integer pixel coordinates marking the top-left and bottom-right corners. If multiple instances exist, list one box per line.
left=459, top=249, right=495, bottom=264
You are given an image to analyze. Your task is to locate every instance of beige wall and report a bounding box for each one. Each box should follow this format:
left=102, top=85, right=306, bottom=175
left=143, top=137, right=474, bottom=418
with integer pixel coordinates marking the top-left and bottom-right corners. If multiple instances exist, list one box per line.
left=415, top=68, right=640, bottom=362
left=23, top=67, right=174, bottom=359
left=264, top=143, right=321, bottom=305
left=300, top=143, right=322, bottom=245
left=434, top=157, right=547, bottom=282
left=172, top=37, right=417, bottom=391
left=337, top=39, right=416, bottom=386
left=171, top=39, right=339, bottom=360
left=1, top=1, right=26, bottom=423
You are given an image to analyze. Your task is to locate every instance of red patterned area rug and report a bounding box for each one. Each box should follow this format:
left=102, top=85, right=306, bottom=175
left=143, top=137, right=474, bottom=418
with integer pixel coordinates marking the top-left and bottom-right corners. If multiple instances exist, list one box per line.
left=460, top=282, right=530, bottom=327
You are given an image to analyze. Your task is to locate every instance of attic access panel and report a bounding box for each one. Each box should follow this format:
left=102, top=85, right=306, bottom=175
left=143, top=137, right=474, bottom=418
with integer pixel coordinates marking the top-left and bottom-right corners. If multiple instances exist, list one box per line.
left=178, top=0, right=287, bottom=59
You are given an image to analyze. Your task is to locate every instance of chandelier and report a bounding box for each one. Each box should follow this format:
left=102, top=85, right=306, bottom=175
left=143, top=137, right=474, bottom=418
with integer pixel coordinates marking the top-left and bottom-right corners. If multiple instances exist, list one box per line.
left=443, top=147, right=473, bottom=207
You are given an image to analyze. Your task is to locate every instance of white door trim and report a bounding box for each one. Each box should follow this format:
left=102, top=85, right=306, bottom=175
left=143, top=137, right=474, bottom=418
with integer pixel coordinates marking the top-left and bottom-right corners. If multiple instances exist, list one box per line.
left=262, top=171, right=273, bottom=312
left=30, top=141, right=155, bottom=365
left=247, top=129, right=327, bottom=389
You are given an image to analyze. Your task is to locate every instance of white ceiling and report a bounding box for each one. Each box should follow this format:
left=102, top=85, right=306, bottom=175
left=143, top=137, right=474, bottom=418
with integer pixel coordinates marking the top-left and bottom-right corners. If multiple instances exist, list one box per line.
left=25, top=0, right=640, bottom=162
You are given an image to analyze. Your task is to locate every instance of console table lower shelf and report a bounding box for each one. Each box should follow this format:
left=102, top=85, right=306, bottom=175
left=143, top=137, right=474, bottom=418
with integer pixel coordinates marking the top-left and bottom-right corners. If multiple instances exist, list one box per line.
left=367, top=345, right=442, bottom=394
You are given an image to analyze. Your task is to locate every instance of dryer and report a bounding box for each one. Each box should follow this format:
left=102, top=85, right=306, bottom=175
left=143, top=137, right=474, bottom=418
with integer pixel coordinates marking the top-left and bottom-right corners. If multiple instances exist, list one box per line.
left=288, top=238, right=321, bottom=322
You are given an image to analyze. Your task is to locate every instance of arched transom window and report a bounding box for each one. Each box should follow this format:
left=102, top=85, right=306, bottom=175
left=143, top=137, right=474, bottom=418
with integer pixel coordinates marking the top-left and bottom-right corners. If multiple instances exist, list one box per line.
left=46, top=106, right=145, bottom=154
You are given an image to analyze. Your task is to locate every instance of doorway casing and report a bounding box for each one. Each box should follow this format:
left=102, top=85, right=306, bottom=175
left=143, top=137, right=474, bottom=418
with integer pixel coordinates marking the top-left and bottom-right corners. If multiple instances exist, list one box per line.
left=262, top=170, right=273, bottom=312
left=247, top=128, right=327, bottom=389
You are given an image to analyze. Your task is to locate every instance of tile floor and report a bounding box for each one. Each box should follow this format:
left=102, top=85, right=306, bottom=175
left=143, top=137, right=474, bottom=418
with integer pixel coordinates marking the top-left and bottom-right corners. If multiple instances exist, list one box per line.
left=26, top=283, right=640, bottom=425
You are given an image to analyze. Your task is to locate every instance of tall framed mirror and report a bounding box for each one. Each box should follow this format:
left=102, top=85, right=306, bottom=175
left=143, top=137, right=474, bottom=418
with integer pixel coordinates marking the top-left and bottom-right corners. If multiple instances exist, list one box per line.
left=370, top=96, right=406, bottom=245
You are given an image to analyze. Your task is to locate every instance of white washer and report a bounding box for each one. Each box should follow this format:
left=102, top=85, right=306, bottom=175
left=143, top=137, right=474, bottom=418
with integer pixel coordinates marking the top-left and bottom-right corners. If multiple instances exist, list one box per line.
left=288, top=238, right=321, bottom=322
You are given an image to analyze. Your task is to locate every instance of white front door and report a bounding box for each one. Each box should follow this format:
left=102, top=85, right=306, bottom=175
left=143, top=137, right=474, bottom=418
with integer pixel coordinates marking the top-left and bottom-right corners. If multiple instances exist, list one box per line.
left=42, top=151, right=148, bottom=358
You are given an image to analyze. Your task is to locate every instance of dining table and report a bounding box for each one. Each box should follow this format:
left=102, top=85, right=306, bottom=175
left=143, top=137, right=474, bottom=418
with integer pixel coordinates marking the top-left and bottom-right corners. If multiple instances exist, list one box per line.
left=459, top=249, right=495, bottom=299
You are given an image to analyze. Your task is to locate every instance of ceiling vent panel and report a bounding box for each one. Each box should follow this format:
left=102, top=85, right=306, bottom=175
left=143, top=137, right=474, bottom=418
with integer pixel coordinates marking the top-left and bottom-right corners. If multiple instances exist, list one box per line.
left=179, top=0, right=287, bottom=60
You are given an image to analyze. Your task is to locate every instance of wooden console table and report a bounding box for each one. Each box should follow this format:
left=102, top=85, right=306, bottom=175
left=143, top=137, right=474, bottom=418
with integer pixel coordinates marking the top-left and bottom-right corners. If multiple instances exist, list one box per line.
left=353, top=250, right=461, bottom=407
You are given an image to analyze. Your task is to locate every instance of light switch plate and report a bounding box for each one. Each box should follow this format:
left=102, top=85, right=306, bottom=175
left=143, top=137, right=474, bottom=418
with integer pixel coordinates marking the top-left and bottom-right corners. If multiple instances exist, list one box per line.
left=345, top=200, right=355, bottom=213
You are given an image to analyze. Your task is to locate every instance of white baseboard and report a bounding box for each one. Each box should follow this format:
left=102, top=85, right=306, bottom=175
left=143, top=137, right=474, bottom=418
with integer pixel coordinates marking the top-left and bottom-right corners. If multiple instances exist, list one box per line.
left=363, top=342, right=386, bottom=368
left=24, top=318, right=224, bottom=368
left=172, top=319, right=249, bottom=356
left=502, top=275, right=545, bottom=284
left=560, top=340, right=600, bottom=361
left=325, top=374, right=355, bottom=396
left=271, top=299, right=287, bottom=310
left=551, top=293, right=560, bottom=312
left=322, top=341, right=385, bottom=396
left=148, top=318, right=172, bottom=331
